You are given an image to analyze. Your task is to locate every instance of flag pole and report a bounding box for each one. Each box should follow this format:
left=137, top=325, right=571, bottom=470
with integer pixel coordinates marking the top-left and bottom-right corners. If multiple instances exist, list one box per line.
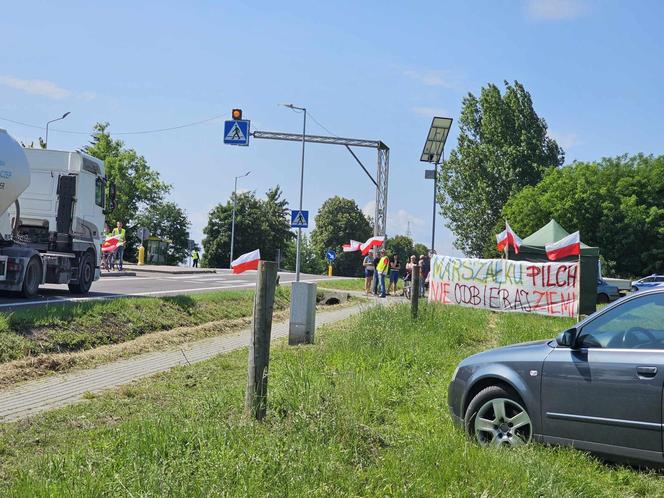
left=576, top=252, right=582, bottom=322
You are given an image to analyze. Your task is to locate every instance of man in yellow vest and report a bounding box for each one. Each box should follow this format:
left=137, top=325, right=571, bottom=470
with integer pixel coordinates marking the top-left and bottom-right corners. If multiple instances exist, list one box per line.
left=111, top=221, right=126, bottom=271
left=191, top=248, right=200, bottom=268
left=376, top=248, right=390, bottom=298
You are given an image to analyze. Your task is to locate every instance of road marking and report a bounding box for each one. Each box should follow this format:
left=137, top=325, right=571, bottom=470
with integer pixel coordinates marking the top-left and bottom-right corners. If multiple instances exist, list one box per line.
left=0, top=276, right=335, bottom=309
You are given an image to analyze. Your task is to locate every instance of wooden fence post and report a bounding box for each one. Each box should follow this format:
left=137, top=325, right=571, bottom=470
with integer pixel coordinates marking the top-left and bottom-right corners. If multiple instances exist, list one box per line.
left=411, top=264, right=420, bottom=319
left=245, top=260, right=278, bottom=420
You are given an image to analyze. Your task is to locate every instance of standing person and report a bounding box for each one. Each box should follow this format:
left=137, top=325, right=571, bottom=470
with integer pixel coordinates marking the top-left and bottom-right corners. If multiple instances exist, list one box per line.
left=101, top=224, right=112, bottom=272
left=112, top=221, right=126, bottom=272
left=389, top=254, right=400, bottom=295
left=419, top=254, right=430, bottom=297
left=376, top=249, right=390, bottom=298
left=191, top=248, right=200, bottom=268
left=371, top=249, right=381, bottom=295
left=362, top=252, right=374, bottom=295
left=404, top=255, right=417, bottom=296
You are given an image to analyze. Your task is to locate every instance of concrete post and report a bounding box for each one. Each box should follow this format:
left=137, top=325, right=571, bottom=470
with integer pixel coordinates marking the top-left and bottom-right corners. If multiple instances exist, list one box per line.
left=289, top=281, right=317, bottom=345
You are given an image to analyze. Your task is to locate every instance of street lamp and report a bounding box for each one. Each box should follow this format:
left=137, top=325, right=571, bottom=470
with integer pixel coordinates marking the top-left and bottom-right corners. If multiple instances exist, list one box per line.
left=420, top=116, right=453, bottom=254
left=230, top=170, right=251, bottom=267
left=45, top=112, right=70, bottom=149
left=281, top=103, right=307, bottom=282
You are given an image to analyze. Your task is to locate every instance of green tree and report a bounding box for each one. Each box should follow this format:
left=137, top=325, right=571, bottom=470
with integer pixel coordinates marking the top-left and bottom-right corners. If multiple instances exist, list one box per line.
left=202, top=187, right=294, bottom=268
left=135, top=201, right=191, bottom=265
left=84, top=122, right=170, bottom=258
left=413, top=243, right=429, bottom=258
left=282, top=234, right=326, bottom=275
left=501, top=154, right=664, bottom=277
left=438, top=81, right=564, bottom=257
left=311, top=196, right=373, bottom=277
left=385, top=235, right=414, bottom=276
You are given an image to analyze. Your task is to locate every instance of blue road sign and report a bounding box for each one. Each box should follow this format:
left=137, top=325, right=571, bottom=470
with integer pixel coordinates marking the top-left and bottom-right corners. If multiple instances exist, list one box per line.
left=291, top=210, right=309, bottom=228
left=223, top=120, right=250, bottom=146
left=326, top=249, right=336, bottom=262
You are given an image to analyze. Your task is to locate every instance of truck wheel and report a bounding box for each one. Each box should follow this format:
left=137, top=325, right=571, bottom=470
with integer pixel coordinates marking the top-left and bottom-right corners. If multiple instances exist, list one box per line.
left=69, top=252, right=94, bottom=294
left=21, top=257, right=42, bottom=298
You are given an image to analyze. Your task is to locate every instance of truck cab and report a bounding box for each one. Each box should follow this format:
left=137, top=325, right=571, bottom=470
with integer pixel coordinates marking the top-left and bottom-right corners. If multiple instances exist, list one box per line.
left=0, top=130, right=108, bottom=296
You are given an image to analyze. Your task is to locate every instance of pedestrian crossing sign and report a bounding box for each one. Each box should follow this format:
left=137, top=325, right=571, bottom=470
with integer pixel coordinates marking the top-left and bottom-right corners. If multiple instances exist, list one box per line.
left=223, top=120, right=250, bottom=146
left=290, top=210, right=309, bottom=228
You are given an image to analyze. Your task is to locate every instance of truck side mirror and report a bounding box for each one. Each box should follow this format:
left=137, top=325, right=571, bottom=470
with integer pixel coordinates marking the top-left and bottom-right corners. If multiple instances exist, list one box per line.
left=108, top=181, right=117, bottom=212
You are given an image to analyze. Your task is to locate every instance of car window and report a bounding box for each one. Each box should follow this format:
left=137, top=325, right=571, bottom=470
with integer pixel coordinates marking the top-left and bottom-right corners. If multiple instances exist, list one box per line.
left=656, top=277, right=664, bottom=282
left=578, top=294, right=664, bottom=349
left=641, top=277, right=655, bottom=283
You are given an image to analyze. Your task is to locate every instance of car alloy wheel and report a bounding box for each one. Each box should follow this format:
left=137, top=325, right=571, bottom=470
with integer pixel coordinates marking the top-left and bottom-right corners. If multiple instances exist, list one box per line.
left=465, top=386, right=532, bottom=447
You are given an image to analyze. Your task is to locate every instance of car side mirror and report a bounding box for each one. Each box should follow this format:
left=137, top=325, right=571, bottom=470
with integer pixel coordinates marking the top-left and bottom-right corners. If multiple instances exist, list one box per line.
left=556, top=327, right=578, bottom=348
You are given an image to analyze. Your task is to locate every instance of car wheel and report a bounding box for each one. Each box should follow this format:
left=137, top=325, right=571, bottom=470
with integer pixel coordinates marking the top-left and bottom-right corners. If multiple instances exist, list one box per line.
left=597, top=293, right=609, bottom=304
left=631, top=286, right=638, bottom=292
left=464, top=385, right=532, bottom=447
left=21, top=257, right=42, bottom=298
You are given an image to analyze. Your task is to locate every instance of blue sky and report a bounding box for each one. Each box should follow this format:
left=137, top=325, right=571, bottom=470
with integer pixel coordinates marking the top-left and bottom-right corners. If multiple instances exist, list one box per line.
left=1, top=0, right=662, bottom=255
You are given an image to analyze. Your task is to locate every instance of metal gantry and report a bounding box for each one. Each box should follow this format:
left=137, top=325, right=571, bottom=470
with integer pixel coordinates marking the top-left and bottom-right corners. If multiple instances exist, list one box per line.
left=252, top=130, right=390, bottom=237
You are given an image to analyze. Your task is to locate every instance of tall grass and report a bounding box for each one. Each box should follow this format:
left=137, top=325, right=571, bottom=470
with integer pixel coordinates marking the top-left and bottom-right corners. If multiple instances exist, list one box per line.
left=1, top=303, right=662, bottom=496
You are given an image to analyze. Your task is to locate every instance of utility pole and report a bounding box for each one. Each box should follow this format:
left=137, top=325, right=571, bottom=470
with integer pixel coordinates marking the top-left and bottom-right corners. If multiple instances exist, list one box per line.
left=230, top=171, right=251, bottom=267
left=282, top=104, right=307, bottom=282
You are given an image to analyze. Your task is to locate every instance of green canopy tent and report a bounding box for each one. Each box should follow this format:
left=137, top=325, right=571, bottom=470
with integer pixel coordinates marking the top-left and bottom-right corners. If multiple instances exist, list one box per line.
left=509, top=219, right=599, bottom=316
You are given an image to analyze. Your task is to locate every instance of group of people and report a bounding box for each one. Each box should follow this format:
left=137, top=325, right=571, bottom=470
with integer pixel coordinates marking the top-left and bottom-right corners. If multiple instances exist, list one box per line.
left=101, top=221, right=126, bottom=272
left=362, top=248, right=431, bottom=298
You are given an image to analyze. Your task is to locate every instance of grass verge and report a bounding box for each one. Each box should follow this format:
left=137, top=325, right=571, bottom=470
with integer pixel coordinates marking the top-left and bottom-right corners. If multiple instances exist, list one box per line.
left=1, top=303, right=663, bottom=496
left=318, top=277, right=366, bottom=292
left=0, top=289, right=287, bottom=366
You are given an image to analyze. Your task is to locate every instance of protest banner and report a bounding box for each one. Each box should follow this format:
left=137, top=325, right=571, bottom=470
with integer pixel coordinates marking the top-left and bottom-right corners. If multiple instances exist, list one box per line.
left=428, top=255, right=579, bottom=318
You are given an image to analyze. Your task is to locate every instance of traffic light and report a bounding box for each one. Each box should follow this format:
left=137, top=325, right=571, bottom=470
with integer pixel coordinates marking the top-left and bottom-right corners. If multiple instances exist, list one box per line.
left=232, top=109, right=242, bottom=120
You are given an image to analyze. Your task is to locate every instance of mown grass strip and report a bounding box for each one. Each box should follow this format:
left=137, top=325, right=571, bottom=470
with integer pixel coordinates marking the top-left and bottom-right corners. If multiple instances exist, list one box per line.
left=0, top=288, right=290, bottom=364
left=318, top=278, right=366, bottom=292
left=1, top=303, right=662, bottom=496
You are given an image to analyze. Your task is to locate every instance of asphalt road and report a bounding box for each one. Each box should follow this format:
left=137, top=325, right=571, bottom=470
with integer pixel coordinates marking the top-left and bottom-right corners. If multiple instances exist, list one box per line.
left=0, top=270, right=333, bottom=311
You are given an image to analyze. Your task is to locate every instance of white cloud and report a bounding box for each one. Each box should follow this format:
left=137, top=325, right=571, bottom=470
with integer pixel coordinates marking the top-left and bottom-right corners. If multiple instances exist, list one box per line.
left=549, top=130, right=580, bottom=150
left=403, top=69, right=458, bottom=88
left=388, top=209, right=425, bottom=236
left=525, top=0, right=589, bottom=20
left=0, top=76, right=71, bottom=99
left=0, top=75, right=96, bottom=101
left=362, top=201, right=375, bottom=221
left=411, top=106, right=451, bottom=118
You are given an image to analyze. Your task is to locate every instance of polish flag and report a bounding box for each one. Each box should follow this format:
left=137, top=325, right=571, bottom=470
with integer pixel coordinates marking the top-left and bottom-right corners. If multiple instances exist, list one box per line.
left=545, top=231, right=581, bottom=261
left=231, top=249, right=261, bottom=274
left=101, top=235, right=121, bottom=253
left=360, top=236, right=385, bottom=255
left=342, top=240, right=362, bottom=252
left=496, top=222, right=523, bottom=254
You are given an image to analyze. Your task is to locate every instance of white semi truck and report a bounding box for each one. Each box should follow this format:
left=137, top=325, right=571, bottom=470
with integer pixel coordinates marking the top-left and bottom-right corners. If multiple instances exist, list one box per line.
left=0, top=128, right=112, bottom=297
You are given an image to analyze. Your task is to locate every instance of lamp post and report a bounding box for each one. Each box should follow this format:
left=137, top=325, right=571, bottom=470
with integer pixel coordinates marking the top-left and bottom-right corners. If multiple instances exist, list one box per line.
left=420, top=117, right=453, bottom=253
left=281, top=103, right=306, bottom=282
left=230, top=170, right=251, bottom=267
left=45, top=112, right=70, bottom=148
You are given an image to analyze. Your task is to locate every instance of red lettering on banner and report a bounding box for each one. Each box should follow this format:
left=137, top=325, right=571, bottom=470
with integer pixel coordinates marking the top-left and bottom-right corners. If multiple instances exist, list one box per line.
left=526, top=265, right=541, bottom=286
left=430, top=280, right=452, bottom=304
left=567, top=264, right=578, bottom=287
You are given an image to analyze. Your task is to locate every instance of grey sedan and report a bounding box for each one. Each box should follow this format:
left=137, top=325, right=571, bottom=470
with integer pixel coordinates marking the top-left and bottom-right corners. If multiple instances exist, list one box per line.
left=448, top=288, right=664, bottom=465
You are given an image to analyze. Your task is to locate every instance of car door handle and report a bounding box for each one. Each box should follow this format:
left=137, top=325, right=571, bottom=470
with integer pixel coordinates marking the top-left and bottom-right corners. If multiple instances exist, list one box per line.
left=637, top=366, right=658, bottom=378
